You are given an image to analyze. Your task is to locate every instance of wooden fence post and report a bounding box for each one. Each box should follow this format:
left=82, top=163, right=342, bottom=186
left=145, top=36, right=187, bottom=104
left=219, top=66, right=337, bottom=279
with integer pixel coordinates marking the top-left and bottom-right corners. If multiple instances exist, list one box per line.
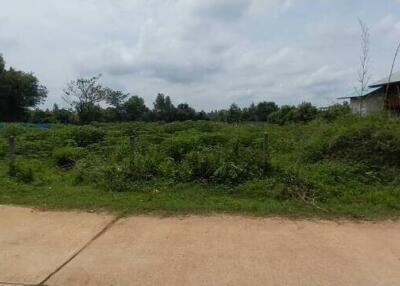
left=262, top=132, right=269, bottom=173
left=233, top=138, right=240, bottom=156
left=129, top=135, right=136, bottom=159
left=8, top=136, right=16, bottom=177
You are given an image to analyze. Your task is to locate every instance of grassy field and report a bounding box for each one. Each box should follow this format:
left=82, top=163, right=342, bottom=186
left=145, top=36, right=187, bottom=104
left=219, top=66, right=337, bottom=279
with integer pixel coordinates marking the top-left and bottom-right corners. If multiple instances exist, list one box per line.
left=1, top=114, right=400, bottom=218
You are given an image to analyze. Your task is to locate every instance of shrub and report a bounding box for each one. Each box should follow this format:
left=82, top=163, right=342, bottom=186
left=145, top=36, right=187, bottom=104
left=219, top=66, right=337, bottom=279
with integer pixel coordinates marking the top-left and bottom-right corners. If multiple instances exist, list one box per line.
left=275, top=171, right=325, bottom=203
left=325, top=126, right=400, bottom=168
left=16, top=130, right=53, bottom=158
left=74, top=145, right=164, bottom=191
left=269, top=103, right=318, bottom=125
left=70, top=126, right=105, bottom=147
left=292, top=102, right=318, bottom=123
left=318, top=103, right=351, bottom=122
left=198, top=133, right=229, bottom=146
left=268, top=105, right=296, bottom=125
left=98, top=162, right=131, bottom=192
left=213, top=162, right=247, bottom=184
left=53, top=147, right=84, bottom=169
left=14, top=160, right=34, bottom=183
left=0, top=138, right=6, bottom=157
left=180, top=148, right=220, bottom=181
left=180, top=146, right=266, bottom=184
left=0, top=123, right=25, bottom=138
left=129, top=151, right=162, bottom=180
left=162, top=136, right=199, bottom=161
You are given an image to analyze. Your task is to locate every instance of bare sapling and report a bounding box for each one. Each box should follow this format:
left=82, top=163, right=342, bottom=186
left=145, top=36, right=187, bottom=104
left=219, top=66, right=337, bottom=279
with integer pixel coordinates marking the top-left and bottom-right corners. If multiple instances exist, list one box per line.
left=357, top=19, right=371, bottom=115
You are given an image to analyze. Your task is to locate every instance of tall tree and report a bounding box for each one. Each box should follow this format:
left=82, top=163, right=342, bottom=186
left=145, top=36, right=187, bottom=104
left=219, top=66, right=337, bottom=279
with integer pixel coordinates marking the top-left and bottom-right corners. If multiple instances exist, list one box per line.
left=52, top=104, right=77, bottom=124
left=293, top=102, right=318, bottom=123
left=153, top=93, right=176, bottom=122
left=63, top=75, right=106, bottom=124
left=123, top=95, right=149, bottom=121
left=176, top=103, right=196, bottom=121
left=105, top=89, right=128, bottom=107
left=0, top=55, right=47, bottom=122
left=256, top=101, right=278, bottom=121
left=0, top=55, right=4, bottom=72
left=227, top=103, right=242, bottom=123
left=104, top=88, right=129, bottom=121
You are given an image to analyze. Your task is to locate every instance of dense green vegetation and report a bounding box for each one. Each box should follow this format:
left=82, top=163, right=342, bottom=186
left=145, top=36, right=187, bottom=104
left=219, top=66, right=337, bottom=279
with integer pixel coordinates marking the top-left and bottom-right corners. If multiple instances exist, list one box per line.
left=1, top=54, right=399, bottom=218
left=1, top=112, right=400, bottom=218
left=0, top=55, right=47, bottom=122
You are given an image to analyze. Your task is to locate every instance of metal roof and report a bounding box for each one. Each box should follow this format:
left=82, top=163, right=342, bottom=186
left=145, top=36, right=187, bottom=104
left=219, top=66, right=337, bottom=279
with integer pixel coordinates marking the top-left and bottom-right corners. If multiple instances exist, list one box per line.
left=337, top=86, right=382, bottom=99
left=369, top=71, right=400, bottom=87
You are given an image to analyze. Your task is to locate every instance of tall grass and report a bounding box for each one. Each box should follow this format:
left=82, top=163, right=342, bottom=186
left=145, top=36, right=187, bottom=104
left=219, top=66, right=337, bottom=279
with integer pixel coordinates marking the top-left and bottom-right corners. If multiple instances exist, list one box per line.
left=1, top=114, right=400, bottom=217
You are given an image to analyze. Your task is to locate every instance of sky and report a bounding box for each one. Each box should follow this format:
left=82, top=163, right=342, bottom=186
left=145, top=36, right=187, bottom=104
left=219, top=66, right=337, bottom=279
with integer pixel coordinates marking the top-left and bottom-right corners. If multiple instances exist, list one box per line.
left=1, top=0, right=400, bottom=111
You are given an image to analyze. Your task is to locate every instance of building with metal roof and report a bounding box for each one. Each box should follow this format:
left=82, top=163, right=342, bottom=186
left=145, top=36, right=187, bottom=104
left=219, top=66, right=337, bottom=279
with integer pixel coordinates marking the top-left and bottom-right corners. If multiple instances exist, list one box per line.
left=370, top=71, right=400, bottom=88
left=339, top=71, right=400, bottom=114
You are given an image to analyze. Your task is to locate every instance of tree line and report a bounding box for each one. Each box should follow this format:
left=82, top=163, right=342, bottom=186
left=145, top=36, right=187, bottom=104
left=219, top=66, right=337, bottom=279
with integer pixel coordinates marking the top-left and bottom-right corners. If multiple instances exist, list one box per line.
left=0, top=54, right=350, bottom=125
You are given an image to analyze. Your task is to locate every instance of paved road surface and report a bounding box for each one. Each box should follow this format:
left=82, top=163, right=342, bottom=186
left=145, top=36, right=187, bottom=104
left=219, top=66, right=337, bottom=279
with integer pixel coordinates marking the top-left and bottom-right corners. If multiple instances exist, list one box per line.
left=1, top=205, right=400, bottom=286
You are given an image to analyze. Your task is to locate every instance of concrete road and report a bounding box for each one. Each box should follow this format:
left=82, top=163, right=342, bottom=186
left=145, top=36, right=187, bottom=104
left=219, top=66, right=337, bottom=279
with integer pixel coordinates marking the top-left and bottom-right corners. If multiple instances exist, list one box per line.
left=1, top=205, right=400, bottom=286
left=0, top=205, right=113, bottom=285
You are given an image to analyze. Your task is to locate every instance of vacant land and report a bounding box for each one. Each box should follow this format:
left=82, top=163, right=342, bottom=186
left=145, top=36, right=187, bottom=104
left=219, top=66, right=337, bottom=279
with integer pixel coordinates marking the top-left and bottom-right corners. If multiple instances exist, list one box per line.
left=1, top=113, right=400, bottom=218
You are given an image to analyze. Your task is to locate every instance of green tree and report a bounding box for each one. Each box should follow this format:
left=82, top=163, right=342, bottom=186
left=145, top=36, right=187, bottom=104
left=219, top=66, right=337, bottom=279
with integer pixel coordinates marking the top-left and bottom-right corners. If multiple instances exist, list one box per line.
left=0, top=55, right=4, bottom=72
left=196, top=110, right=209, bottom=121
left=123, top=95, right=149, bottom=121
left=29, top=109, right=54, bottom=123
left=293, top=102, right=318, bottom=123
left=256, top=101, right=278, bottom=121
left=63, top=75, right=106, bottom=124
left=0, top=55, right=47, bottom=122
left=318, top=103, right=351, bottom=122
left=153, top=93, right=176, bottom=122
left=268, top=105, right=296, bottom=125
left=52, top=104, right=77, bottom=124
left=104, top=89, right=129, bottom=121
left=227, top=103, right=242, bottom=123
left=105, top=89, right=128, bottom=108
left=176, top=103, right=196, bottom=121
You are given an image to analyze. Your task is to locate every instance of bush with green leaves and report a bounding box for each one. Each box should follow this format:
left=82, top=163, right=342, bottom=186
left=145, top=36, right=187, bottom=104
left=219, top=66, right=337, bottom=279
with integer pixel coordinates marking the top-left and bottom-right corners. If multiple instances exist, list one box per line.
left=161, top=135, right=199, bottom=161
left=0, top=123, right=24, bottom=138
left=2, top=114, right=400, bottom=218
left=274, top=171, right=325, bottom=203
left=318, top=103, right=351, bottom=122
left=53, top=146, right=84, bottom=169
left=180, top=146, right=267, bottom=184
left=268, top=105, right=296, bottom=125
left=292, top=102, right=318, bottom=123
left=268, top=102, right=319, bottom=125
left=325, top=126, right=400, bottom=168
left=70, top=126, right=105, bottom=147
left=198, top=133, right=229, bottom=147
left=14, top=160, right=34, bottom=183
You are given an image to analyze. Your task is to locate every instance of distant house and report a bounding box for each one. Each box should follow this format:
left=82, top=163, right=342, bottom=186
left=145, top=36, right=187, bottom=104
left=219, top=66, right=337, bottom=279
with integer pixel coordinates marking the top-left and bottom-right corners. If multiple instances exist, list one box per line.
left=338, top=71, right=400, bottom=114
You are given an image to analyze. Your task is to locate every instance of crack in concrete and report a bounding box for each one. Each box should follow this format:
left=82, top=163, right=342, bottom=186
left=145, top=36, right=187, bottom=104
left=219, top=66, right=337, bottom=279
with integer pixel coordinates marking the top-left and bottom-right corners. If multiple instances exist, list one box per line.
left=36, top=214, right=122, bottom=286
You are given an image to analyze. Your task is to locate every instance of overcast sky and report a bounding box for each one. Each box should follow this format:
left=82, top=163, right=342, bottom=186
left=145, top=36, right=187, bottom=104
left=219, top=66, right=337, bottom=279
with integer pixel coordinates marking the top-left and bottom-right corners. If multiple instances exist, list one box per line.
left=1, top=0, right=400, bottom=110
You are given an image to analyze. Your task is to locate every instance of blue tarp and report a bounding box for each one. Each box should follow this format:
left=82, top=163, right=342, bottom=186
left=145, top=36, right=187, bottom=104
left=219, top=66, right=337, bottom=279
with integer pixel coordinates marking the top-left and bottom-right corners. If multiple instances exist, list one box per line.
left=0, top=123, right=53, bottom=129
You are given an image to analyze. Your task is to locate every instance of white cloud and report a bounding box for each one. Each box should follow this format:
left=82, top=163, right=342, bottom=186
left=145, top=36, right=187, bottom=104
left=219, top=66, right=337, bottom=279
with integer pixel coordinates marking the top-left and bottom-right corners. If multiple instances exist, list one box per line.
left=374, top=15, right=400, bottom=39
left=0, top=0, right=398, bottom=109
